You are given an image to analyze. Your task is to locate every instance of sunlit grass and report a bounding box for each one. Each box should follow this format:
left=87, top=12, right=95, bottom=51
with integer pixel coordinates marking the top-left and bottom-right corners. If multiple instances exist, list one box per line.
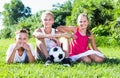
left=0, top=38, right=120, bottom=78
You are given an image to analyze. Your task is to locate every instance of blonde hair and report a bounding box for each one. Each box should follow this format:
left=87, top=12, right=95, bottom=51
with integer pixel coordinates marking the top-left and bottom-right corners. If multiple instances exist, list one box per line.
left=41, top=11, right=54, bottom=20
left=77, top=13, right=89, bottom=22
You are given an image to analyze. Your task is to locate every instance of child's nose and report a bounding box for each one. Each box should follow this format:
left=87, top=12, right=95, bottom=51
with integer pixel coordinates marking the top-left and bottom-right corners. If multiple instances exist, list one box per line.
left=46, top=20, right=50, bottom=23
left=21, top=39, right=24, bottom=43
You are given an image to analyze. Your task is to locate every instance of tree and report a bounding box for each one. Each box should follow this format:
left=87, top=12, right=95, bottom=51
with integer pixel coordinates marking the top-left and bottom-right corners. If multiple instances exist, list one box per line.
left=52, top=0, right=73, bottom=28
left=2, top=0, right=31, bottom=26
left=68, top=0, right=115, bottom=28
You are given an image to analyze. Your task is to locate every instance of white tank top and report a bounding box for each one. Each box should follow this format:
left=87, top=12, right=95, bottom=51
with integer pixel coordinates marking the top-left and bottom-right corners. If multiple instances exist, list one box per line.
left=41, top=28, right=57, bottom=52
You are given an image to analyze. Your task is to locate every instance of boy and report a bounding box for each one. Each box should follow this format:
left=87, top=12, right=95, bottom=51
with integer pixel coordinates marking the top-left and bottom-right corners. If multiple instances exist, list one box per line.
left=33, top=11, right=72, bottom=65
left=6, top=29, right=35, bottom=64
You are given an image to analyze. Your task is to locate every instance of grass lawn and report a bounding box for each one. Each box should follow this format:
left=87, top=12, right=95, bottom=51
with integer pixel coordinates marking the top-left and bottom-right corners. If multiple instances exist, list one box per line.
left=0, top=38, right=120, bottom=78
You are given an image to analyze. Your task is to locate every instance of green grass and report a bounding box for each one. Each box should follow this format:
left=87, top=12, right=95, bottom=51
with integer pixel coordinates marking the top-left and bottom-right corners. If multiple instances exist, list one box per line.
left=0, top=38, right=120, bottom=78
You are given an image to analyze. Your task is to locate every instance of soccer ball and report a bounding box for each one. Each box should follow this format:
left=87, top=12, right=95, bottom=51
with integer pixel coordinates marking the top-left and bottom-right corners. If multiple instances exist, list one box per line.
left=49, top=46, right=65, bottom=62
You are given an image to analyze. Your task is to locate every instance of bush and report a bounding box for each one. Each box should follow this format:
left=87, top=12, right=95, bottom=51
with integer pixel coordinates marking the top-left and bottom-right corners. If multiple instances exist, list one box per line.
left=94, top=36, right=118, bottom=47
left=110, top=17, right=120, bottom=45
left=69, top=0, right=115, bottom=28
left=0, top=26, right=16, bottom=39
left=91, top=25, right=110, bottom=36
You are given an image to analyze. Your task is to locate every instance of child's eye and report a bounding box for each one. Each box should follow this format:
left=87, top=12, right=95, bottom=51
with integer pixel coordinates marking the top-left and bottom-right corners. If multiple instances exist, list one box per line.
left=79, top=21, right=82, bottom=23
left=49, top=19, right=52, bottom=21
left=23, top=38, right=27, bottom=40
left=44, top=19, right=47, bottom=21
left=84, top=21, right=87, bottom=22
left=18, top=38, right=21, bottom=39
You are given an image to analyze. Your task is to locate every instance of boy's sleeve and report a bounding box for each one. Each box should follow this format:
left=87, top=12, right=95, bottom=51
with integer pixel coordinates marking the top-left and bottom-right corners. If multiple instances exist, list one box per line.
left=6, top=44, right=14, bottom=61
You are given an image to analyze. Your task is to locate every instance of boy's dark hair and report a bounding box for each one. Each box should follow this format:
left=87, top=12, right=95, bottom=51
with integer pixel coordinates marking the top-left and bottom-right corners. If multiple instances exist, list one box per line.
left=15, top=29, right=28, bottom=35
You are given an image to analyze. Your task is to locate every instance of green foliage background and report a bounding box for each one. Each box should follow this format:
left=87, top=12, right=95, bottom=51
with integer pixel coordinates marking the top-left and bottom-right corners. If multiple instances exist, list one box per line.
left=0, top=0, right=120, bottom=45
left=0, top=0, right=120, bottom=77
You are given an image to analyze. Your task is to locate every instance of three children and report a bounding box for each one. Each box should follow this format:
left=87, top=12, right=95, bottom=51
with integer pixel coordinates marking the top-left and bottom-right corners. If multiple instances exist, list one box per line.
left=6, top=11, right=105, bottom=65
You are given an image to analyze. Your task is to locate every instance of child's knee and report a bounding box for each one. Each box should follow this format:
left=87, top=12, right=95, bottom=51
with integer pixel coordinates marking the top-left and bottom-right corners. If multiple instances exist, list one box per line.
left=84, top=58, right=91, bottom=63
left=94, top=57, right=104, bottom=63
left=89, top=54, right=104, bottom=63
left=81, top=56, right=92, bottom=63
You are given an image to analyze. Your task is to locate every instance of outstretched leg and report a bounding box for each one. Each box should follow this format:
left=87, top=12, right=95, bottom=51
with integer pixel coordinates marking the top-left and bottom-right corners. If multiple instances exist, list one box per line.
left=89, top=54, right=104, bottom=63
left=77, top=56, right=92, bottom=63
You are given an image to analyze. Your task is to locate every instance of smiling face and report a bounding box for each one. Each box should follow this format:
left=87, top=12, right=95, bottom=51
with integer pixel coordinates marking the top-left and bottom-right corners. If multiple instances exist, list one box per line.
left=15, top=29, right=28, bottom=47
left=77, top=14, right=89, bottom=30
left=15, top=33, right=28, bottom=46
left=41, top=12, right=54, bottom=28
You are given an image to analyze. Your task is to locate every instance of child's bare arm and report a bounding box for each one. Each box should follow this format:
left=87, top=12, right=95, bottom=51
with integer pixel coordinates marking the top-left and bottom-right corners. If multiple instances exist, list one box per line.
left=33, top=28, right=72, bottom=39
left=6, top=44, right=19, bottom=64
left=33, top=28, right=44, bottom=39
left=23, top=44, right=35, bottom=63
left=89, top=34, right=100, bottom=51
left=56, top=25, right=76, bottom=33
left=53, top=32, right=72, bottom=38
left=6, top=49, right=16, bottom=64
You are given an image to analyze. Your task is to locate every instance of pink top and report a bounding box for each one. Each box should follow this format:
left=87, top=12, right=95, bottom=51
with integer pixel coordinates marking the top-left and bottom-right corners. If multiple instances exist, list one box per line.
left=69, top=28, right=90, bottom=56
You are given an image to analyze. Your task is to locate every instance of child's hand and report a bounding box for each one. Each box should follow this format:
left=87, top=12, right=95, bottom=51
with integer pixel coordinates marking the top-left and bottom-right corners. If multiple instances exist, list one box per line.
left=62, top=33, right=72, bottom=38
left=23, top=44, right=31, bottom=51
left=50, top=37, right=61, bottom=47
left=14, top=43, right=22, bottom=50
left=71, top=34, right=77, bottom=39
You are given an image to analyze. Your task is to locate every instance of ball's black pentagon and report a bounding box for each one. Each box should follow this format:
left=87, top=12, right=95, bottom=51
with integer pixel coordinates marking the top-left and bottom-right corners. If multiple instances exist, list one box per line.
left=53, top=47, right=58, bottom=51
left=50, top=55, right=54, bottom=60
left=58, top=54, right=63, bottom=59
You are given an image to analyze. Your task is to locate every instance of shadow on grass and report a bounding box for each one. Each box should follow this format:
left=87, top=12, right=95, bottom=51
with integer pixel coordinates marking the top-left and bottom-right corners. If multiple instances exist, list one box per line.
left=70, top=57, right=120, bottom=66
left=4, top=57, right=120, bottom=66
left=103, top=57, right=120, bottom=65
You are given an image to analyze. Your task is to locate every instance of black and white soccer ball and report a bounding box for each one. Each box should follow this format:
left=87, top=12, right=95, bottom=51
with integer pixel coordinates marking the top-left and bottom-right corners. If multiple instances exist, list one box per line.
left=49, top=46, right=65, bottom=62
